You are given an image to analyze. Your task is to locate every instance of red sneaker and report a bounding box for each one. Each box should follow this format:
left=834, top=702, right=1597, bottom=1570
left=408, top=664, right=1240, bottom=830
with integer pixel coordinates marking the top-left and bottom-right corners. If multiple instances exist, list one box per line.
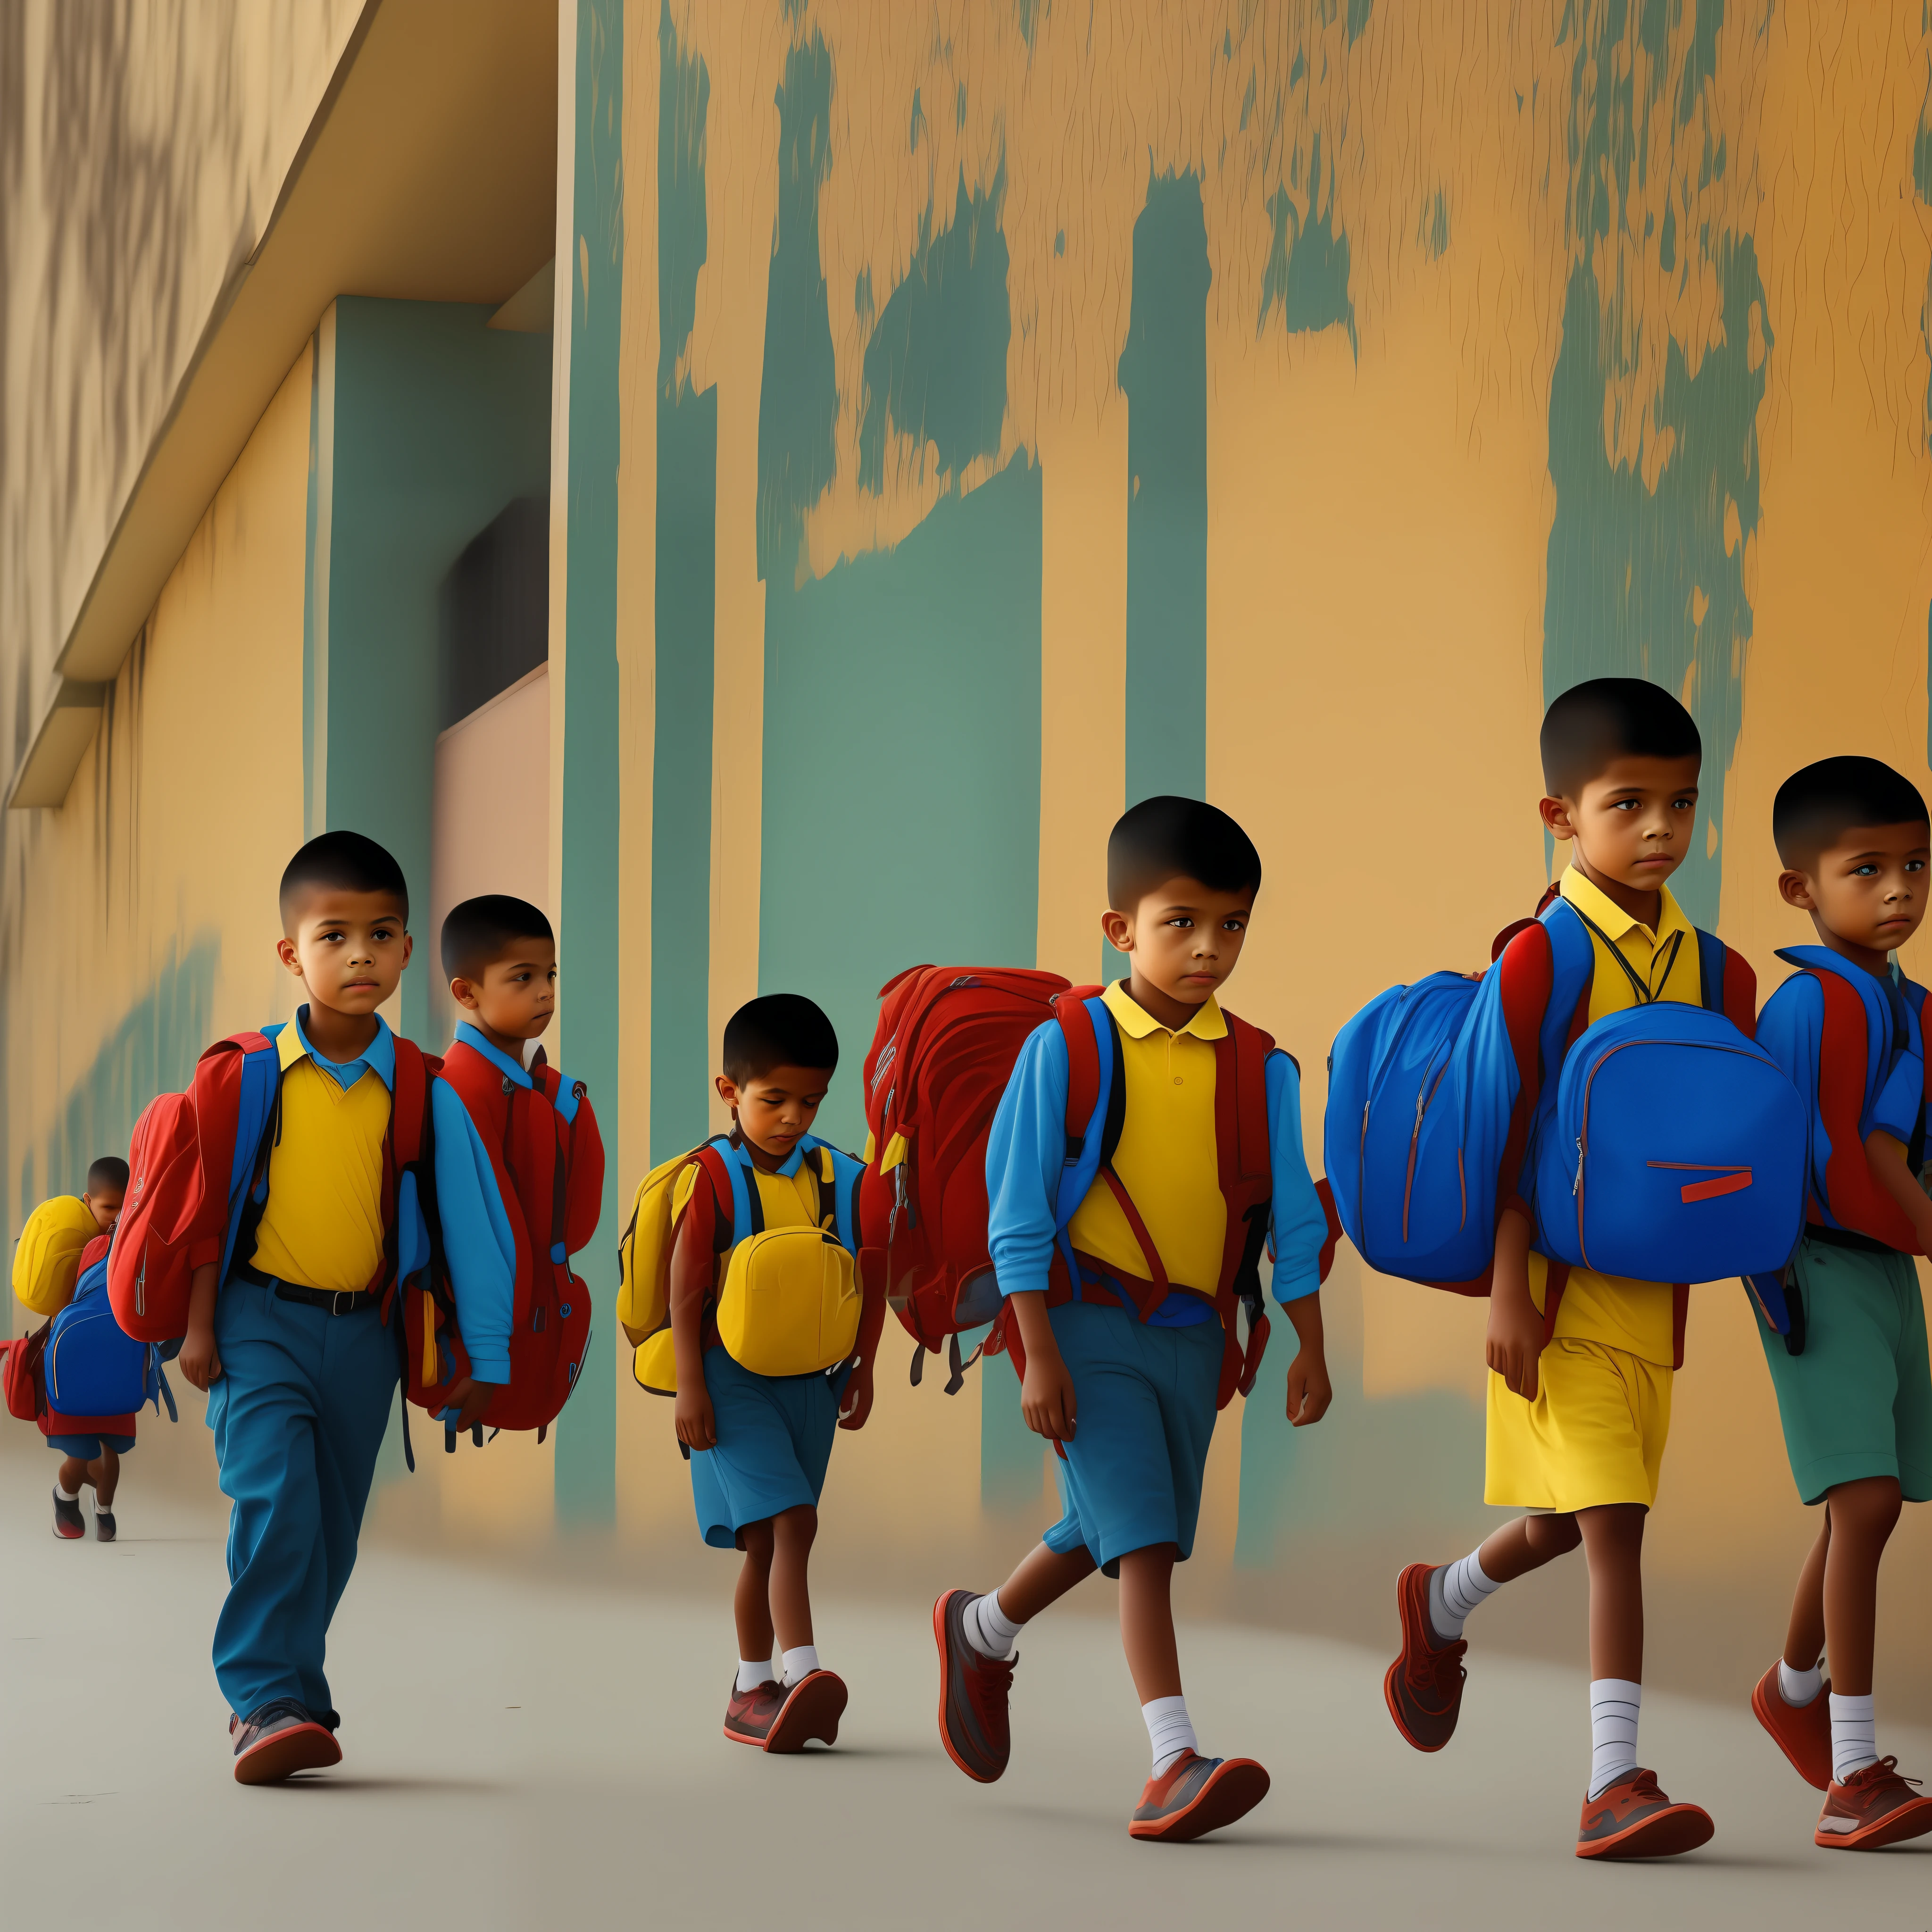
left=762, top=1669, right=847, bottom=1752
left=1575, top=1768, right=1714, bottom=1859
left=1128, top=1752, right=1270, bottom=1842
left=229, top=1700, right=342, bottom=1785
left=933, top=1589, right=1016, bottom=1783
left=1750, top=1659, right=1831, bottom=1790
left=1814, top=1758, right=1932, bottom=1850
left=722, top=1676, right=787, bottom=1747
left=1383, top=1563, right=1467, bottom=1752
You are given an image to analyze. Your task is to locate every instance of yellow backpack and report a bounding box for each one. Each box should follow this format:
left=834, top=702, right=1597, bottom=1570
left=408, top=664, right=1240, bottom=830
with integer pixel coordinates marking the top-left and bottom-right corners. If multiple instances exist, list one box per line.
left=617, top=1135, right=863, bottom=1396
left=11, top=1196, right=102, bottom=1317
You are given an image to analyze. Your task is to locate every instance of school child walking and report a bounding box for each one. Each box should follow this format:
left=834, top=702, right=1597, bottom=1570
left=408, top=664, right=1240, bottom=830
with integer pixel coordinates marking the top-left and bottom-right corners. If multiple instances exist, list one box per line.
left=933, top=797, right=1332, bottom=1843
left=1747, top=756, right=1932, bottom=1850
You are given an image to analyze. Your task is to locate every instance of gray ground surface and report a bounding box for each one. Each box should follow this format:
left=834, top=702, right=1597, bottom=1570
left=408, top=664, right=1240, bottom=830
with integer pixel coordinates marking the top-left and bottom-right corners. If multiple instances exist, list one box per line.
left=3, top=1449, right=1928, bottom=1931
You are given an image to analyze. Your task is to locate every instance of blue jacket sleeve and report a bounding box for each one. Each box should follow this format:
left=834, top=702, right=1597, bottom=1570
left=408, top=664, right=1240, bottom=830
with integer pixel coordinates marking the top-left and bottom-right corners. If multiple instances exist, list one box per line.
left=432, top=1077, right=518, bottom=1385
left=1757, top=974, right=1831, bottom=1197
left=1265, top=1050, right=1326, bottom=1304
left=985, top=1021, right=1071, bottom=1300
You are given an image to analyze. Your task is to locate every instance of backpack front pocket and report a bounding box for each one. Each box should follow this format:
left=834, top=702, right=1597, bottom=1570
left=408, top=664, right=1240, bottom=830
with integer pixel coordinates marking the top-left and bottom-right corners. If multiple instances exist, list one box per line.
left=716, top=1227, right=862, bottom=1378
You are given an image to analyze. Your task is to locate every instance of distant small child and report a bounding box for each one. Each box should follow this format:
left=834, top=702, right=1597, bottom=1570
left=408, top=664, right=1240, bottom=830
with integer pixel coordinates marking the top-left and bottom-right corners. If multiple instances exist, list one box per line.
left=10, top=1158, right=130, bottom=1541
left=935, top=797, right=1332, bottom=1843
left=1748, top=757, right=1932, bottom=1851
left=632, top=994, right=880, bottom=1754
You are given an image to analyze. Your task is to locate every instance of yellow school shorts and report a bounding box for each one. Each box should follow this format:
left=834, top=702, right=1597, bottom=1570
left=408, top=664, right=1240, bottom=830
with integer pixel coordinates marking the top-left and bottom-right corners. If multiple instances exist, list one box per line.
left=1484, top=1339, right=1673, bottom=1513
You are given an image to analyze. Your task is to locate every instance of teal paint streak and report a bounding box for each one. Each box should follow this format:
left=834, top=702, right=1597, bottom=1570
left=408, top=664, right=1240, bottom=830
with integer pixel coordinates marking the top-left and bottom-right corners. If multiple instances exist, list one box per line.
left=1016, top=0, right=1039, bottom=50
left=956, top=82, right=966, bottom=129
left=1542, top=249, right=1767, bottom=929
left=1676, top=0, right=1723, bottom=124
left=1240, top=70, right=1256, bottom=132
left=858, top=168, right=1010, bottom=493
left=1660, top=202, right=1676, bottom=272
left=1345, top=0, right=1374, bottom=42
left=1120, top=172, right=1209, bottom=812
left=1053, top=229, right=1065, bottom=258
left=1257, top=136, right=1357, bottom=353
left=654, top=5, right=717, bottom=1166
left=854, top=268, right=874, bottom=324
left=557, top=0, right=625, bottom=1524
left=1421, top=189, right=1450, bottom=260
left=1290, top=46, right=1305, bottom=86
left=757, top=35, right=837, bottom=587
left=909, top=85, right=924, bottom=154
left=323, top=299, right=551, bottom=1046
left=301, top=330, right=321, bottom=839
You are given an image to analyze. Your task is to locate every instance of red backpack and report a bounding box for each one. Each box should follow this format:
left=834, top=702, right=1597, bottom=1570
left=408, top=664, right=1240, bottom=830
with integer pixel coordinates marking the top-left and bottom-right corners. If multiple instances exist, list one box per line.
left=407, top=1042, right=605, bottom=1439
left=0, top=1321, right=50, bottom=1423
left=858, top=966, right=1332, bottom=1413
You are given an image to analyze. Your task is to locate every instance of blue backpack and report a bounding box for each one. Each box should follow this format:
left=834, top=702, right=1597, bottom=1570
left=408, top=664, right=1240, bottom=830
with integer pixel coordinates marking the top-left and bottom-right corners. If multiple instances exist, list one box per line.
left=44, top=1250, right=176, bottom=1422
left=1328, top=890, right=1803, bottom=1298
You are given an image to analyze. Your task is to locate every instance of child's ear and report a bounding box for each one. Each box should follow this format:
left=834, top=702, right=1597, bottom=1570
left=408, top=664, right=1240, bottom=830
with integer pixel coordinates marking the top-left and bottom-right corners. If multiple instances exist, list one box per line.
left=449, top=975, right=482, bottom=1012
left=1100, top=908, right=1134, bottom=953
left=1778, top=869, right=1819, bottom=913
left=275, top=936, right=304, bottom=976
left=715, top=1074, right=739, bottom=1108
left=1539, top=795, right=1577, bottom=842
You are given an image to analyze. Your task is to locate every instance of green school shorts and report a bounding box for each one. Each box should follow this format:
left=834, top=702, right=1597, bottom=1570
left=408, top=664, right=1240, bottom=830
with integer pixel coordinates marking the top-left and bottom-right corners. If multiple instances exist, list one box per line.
left=1757, top=1233, right=1932, bottom=1506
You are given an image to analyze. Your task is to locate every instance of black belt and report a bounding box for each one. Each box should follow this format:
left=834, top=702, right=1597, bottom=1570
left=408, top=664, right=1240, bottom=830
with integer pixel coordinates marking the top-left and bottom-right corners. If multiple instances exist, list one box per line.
left=1801, top=1222, right=1902, bottom=1258
left=234, top=1261, right=377, bottom=1316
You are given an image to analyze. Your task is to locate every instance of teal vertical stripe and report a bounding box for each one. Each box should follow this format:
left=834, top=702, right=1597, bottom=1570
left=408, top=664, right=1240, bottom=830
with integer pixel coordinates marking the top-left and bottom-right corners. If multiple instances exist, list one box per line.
left=1119, top=171, right=1210, bottom=810
left=651, top=5, right=716, bottom=1162
left=557, top=0, right=625, bottom=1525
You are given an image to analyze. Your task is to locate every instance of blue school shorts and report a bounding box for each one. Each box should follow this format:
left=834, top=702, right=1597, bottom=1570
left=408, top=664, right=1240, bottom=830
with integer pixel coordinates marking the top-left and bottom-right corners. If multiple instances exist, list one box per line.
left=690, top=1345, right=852, bottom=1549
left=47, top=1432, right=135, bottom=1458
left=1039, top=1297, right=1222, bottom=1574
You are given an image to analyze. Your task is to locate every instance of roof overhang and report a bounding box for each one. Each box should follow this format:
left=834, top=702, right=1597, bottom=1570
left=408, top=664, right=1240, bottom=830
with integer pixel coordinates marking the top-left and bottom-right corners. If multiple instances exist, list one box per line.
left=8, top=0, right=558, bottom=809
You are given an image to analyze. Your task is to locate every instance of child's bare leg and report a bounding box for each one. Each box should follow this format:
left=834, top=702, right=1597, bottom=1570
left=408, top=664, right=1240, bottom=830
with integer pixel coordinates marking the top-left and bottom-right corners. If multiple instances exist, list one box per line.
left=993, top=1540, right=1097, bottom=1622
left=1117, top=1543, right=1181, bottom=1701
left=1577, top=1503, right=1645, bottom=1680
left=56, top=1455, right=89, bottom=1496
left=1819, top=1476, right=1901, bottom=1698
left=89, top=1449, right=119, bottom=1508
left=767, top=1504, right=817, bottom=1654
left=1782, top=1506, right=1831, bottom=1672
left=734, top=1518, right=776, bottom=1665
left=1477, top=1509, right=1582, bottom=1582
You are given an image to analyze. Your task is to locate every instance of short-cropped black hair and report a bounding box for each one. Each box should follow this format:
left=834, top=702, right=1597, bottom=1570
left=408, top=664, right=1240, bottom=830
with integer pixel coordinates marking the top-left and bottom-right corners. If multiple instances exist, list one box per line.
left=279, top=830, right=409, bottom=929
left=1541, top=677, right=1702, bottom=797
left=87, top=1156, right=128, bottom=1195
left=1774, top=756, right=1929, bottom=869
left=723, top=993, right=839, bottom=1083
left=441, top=895, right=554, bottom=982
left=1107, top=796, right=1262, bottom=909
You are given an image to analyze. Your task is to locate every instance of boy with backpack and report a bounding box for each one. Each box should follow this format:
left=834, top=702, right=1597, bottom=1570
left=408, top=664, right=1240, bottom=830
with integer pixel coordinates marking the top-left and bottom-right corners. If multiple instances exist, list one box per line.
left=418, top=895, right=603, bottom=1440
left=933, top=796, right=1332, bottom=1843
left=1381, top=678, right=1779, bottom=1860
left=162, top=831, right=513, bottom=1784
left=1745, top=756, right=1932, bottom=1851
left=9, top=1157, right=137, bottom=1540
left=625, top=994, right=879, bottom=1755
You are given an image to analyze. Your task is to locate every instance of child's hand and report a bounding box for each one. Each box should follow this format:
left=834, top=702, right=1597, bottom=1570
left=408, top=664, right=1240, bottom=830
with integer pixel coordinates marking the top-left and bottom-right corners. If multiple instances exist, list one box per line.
left=1020, top=1349, right=1077, bottom=1442
left=675, top=1385, right=716, bottom=1451
left=177, top=1320, right=222, bottom=1391
left=1486, top=1294, right=1545, bottom=1402
left=443, top=1376, right=499, bottom=1434
left=837, top=1360, right=876, bottom=1431
left=1285, top=1348, right=1332, bottom=1426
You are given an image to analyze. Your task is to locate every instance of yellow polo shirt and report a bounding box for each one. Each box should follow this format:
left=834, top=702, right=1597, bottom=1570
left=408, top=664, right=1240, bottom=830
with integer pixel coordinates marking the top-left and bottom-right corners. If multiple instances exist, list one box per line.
left=1066, top=982, right=1226, bottom=1299
left=249, top=1020, right=393, bottom=1294
left=672, top=1149, right=824, bottom=1244
left=1530, top=866, right=1703, bottom=1366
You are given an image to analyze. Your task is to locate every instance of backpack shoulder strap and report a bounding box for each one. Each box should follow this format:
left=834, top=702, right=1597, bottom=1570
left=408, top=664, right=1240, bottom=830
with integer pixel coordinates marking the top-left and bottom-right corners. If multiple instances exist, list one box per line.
left=1538, top=895, right=1598, bottom=1065
left=1217, top=1010, right=1274, bottom=1184
left=697, top=1136, right=758, bottom=1244
left=391, top=1038, right=429, bottom=1167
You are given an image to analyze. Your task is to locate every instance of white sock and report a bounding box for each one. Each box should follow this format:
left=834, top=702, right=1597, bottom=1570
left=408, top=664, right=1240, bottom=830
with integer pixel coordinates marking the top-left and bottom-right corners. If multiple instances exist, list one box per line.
left=1830, top=1692, right=1878, bottom=1782
left=735, top=1658, right=775, bottom=1694
left=1778, top=1659, right=1823, bottom=1708
left=1430, top=1550, right=1499, bottom=1642
left=964, top=1589, right=1024, bottom=1660
left=1588, top=1679, right=1642, bottom=1798
left=780, top=1644, right=819, bottom=1685
left=1142, top=1694, right=1197, bottom=1776
left=54, top=1482, right=78, bottom=1503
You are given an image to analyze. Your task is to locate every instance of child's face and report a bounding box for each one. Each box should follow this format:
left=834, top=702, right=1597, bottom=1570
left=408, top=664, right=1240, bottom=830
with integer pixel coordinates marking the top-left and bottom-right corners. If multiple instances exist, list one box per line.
left=450, top=939, right=557, bottom=1041
left=1541, top=753, right=1702, bottom=893
left=276, top=889, right=412, bottom=1016
left=1102, top=875, right=1254, bottom=1008
left=1779, top=821, right=1930, bottom=956
left=715, top=1064, right=832, bottom=1160
left=83, top=1188, right=123, bottom=1235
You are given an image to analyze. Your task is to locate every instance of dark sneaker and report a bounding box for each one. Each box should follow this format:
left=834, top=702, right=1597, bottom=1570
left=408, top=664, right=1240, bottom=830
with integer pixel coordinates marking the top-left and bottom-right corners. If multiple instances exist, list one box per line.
left=1751, top=1659, right=1831, bottom=1790
left=933, top=1589, right=1016, bottom=1783
left=94, top=1507, right=116, bottom=1544
left=1815, top=1758, right=1932, bottom=1850
left=1128, top=1751, right=1270, bottom=1842
left=229, top=1699, right=342, bottom=1785
left=763, top=1669, right=846, bottom=1753
left=52, top=1489, right=84, bottom=1540
left=1575, top=1768, right=1714, bottom=1859
left=1383, top=1563, right=1466, bottom=1751
left=723, top=1676, right=786, bottom=1747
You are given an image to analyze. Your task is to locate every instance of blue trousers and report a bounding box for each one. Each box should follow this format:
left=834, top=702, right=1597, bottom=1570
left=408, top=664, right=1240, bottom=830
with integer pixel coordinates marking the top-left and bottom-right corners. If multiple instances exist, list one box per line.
left=205, top=1282, right=398, bottom=1719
